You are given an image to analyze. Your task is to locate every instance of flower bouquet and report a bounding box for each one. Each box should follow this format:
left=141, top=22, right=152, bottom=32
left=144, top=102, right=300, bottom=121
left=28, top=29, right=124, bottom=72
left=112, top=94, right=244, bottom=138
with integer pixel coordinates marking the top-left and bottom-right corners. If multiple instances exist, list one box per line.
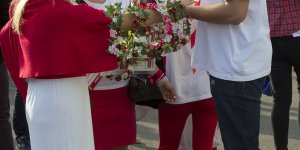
left=105, top=0, right=191, bottom=74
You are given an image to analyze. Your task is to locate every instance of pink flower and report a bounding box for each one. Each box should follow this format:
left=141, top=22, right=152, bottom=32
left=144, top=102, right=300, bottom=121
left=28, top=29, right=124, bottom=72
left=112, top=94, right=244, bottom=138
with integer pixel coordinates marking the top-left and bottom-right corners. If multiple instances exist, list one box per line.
left=163, top=16, right=173, bottom=35
left=145, top=3, right=159, bottom=9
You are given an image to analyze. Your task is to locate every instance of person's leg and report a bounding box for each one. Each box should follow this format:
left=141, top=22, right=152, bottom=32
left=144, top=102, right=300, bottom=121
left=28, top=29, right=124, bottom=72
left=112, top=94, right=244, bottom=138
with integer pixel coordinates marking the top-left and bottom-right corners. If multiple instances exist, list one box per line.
left=270, top=37, right=296, bottom=150
left=13, top=90, right=31, bottom=150
left=286, top=36, right=300, bottom=134
left=0, top=61, right=14, bottom=150
left=158, top=103, right=190, bottom=150
left=192, top=98, right=217, bottom=150
left=210, top=75, right=265, bottom=150
left=14, top=90, right=30, bottom=135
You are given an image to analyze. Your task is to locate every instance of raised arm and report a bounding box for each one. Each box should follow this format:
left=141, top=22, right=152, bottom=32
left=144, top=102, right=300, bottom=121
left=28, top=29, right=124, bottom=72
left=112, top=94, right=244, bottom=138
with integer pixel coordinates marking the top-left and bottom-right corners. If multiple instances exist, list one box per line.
left=182, top=0, right=249, bottom=25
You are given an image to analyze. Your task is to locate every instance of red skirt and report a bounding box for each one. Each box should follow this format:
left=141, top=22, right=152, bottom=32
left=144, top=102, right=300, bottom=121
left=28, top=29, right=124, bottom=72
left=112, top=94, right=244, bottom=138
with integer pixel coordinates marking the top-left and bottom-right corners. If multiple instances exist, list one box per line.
left=90, top=86, right=136, bottom=149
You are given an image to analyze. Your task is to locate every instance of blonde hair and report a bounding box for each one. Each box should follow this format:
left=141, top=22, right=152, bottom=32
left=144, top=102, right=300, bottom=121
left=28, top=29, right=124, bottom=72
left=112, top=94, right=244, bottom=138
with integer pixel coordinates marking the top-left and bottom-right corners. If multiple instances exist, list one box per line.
left=12, top=0, right=76, bottom=34
left=12, top=0, right=27, bottom=34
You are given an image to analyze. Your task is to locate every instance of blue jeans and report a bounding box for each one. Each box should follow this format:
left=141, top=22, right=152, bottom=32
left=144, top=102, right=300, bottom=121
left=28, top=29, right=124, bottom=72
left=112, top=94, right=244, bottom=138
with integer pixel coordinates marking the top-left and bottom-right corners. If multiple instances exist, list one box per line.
left=210, top=75, right=266, bottom=150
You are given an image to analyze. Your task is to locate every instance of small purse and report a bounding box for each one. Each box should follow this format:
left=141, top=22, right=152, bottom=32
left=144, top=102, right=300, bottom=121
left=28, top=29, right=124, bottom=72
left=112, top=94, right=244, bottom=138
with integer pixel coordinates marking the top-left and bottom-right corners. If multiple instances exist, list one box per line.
left=128, top=74, right=164, bottom=109
left=262, top=76, right=272, bottom=96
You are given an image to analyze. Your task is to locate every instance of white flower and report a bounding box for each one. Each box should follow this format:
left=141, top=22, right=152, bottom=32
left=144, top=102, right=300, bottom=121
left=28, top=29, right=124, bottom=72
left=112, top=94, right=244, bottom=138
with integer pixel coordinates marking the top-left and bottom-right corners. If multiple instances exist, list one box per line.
left=164, top=35, right=172, bottom=42
left=108, top=45, right=115, bottom=54
left=108, top=44, right=119, bottom=55
left=177, top=32, right=184, bottom=38
left=112, top=17, right=118, bottom=23
left=126, top=53, right=133, bottom=59
left=172, top=23, right=180, bottom=33
left=110, top=29, right=117, bottom=38
left=116, top=36, right=124, bottom=42
left=135, top=46, right=143, bottom=53
left=134, top=36, right=147, bottom=43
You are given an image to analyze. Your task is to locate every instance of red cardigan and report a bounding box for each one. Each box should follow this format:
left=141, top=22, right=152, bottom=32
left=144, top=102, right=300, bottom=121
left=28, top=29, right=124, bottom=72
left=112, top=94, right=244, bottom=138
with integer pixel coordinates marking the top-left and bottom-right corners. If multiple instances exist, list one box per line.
left=0, top=0, right=118, bottom=100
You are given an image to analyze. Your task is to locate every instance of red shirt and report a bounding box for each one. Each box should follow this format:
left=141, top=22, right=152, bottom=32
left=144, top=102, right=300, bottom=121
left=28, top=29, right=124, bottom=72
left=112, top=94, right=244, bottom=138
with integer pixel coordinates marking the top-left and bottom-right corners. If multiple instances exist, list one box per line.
left=267, top=0, right=300, bottom=37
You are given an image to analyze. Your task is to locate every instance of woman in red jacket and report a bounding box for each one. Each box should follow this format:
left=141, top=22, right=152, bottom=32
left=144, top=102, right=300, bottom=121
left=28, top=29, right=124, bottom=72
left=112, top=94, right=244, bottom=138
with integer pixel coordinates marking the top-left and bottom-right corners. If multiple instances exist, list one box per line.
left=0, top=0, right=118, bottom=149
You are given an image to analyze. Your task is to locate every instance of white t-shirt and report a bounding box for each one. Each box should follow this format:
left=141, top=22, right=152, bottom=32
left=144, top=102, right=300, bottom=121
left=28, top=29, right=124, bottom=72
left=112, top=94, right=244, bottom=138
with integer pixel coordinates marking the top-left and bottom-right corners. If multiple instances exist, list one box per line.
left=192, top=0, right=272, bottom=81
left=165, top=45, right=212, bottom=104
left=84, top=0, right=130, bottom=90
left=165, top=20, right=212, bottom=104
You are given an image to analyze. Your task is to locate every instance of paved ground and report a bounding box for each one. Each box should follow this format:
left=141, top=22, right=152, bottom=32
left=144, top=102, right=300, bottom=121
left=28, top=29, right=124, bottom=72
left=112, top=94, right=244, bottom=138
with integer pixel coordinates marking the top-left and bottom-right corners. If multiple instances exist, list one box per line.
left=8, top=73, right=300, bottom=150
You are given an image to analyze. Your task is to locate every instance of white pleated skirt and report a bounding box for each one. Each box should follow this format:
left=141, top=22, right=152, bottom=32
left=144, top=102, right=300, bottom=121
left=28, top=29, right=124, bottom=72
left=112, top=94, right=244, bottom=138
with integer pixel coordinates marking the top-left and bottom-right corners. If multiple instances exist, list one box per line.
left=25, top=76, right=94, bottom=150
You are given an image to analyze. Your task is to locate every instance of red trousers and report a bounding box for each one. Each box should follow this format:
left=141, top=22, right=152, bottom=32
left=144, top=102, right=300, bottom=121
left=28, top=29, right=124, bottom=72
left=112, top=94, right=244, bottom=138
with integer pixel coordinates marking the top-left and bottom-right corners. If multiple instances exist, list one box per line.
left=158, top=98, right=217, bottom=150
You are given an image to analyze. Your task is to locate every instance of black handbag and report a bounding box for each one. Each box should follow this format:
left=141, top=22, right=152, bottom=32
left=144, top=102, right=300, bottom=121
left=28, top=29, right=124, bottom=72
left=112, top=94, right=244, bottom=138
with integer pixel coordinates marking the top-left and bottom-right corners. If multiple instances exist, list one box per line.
left=128, top=74, right=164, bottom=109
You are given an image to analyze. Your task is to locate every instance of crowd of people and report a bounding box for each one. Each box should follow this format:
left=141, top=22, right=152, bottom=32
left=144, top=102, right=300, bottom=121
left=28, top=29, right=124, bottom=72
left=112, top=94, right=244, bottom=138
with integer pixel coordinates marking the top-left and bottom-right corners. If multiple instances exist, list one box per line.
left=0, top=0, right=299, bottom=150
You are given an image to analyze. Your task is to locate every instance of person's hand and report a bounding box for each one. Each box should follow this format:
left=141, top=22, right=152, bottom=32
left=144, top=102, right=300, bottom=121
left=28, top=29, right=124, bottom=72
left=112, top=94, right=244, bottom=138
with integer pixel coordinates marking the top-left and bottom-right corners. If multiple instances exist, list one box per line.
left=120, top=13, right=138, bottom=31
left=157, top=77, right=177, bottom=102
left=180, top=0, right=196, bottom=8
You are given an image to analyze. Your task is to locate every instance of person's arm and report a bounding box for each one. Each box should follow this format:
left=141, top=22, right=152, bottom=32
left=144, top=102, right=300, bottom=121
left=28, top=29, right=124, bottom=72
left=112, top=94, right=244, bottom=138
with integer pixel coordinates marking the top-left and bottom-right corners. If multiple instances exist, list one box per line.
left=86, top=0, right=162, bottom=30
left=120, top=9, right=162, bottom=31
left=182, top=0, right=249, bottom=25
left=148, top=66, right=177, bottom=102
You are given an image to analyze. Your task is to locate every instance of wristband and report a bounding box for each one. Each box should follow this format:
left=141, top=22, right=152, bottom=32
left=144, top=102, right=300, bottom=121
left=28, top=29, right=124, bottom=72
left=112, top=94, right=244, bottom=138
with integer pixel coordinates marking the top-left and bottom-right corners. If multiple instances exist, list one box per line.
left=149, top=69, right=165, bottom=85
